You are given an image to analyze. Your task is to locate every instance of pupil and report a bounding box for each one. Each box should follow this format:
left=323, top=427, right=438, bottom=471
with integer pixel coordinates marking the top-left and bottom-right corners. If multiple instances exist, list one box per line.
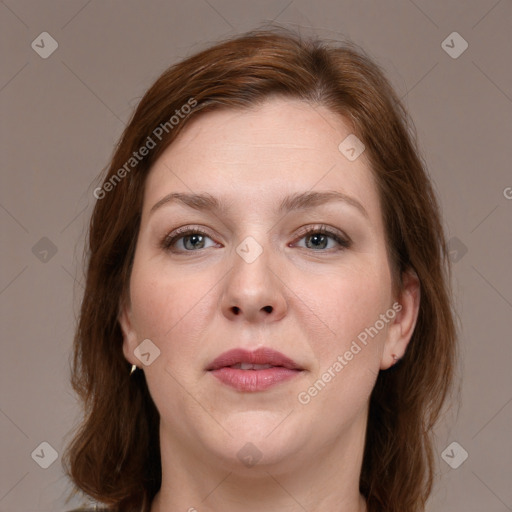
left=308, top=234, right=327, bottom=249
left=186, top=234, right=204, bottom=250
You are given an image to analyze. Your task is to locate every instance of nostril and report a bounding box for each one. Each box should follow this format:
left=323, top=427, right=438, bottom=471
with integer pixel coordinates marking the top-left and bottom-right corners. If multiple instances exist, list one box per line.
left=232, top=306, right=240, bottom=315
left=262, top=305, right=273, bottom=313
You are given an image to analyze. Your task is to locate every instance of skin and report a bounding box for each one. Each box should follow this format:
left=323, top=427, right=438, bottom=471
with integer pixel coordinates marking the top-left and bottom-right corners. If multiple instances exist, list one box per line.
left=119, top=97, right=420, bottom=512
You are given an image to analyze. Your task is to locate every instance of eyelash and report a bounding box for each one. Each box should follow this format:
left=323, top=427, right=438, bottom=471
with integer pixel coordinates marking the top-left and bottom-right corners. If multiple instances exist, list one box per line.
left=160, top=224, right=351, bottom=253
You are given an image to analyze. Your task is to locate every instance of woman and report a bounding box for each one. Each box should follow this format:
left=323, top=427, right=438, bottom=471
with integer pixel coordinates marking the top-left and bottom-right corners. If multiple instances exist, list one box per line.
left=64, top=27, right=457, bottom=512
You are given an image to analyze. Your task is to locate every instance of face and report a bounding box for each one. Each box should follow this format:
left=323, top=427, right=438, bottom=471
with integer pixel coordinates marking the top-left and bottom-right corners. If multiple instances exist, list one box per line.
left=120, top=97, right=417, bottom=474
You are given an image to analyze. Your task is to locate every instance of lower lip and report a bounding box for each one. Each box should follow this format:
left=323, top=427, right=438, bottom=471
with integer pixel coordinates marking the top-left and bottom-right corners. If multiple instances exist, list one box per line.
left=209, top=367, right=301, bottom=391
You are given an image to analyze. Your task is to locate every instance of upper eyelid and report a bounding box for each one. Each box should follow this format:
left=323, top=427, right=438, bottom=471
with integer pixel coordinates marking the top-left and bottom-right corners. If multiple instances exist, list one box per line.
left=165, top=224, right=346, bottom=239
left=294, top=224, right=349, bottom=239
left=170, top=225, right=216, bottom=238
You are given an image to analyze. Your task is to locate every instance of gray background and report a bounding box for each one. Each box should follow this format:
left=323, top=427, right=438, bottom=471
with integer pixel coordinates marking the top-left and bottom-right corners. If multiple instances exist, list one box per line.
left=1, top=1, right=511, bottom=511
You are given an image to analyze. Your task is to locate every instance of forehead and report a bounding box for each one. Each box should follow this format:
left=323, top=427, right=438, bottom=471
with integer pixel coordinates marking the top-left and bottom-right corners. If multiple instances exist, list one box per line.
left=142, top=97, right=381, bottom=221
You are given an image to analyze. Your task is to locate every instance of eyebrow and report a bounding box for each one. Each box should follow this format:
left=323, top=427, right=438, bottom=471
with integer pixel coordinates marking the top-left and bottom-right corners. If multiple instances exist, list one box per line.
left=149, top=190, right=369, bottom=219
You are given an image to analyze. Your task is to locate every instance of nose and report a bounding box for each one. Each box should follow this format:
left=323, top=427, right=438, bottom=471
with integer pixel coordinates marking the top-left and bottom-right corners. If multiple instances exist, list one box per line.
left=221, top=242, right=287, bottom=323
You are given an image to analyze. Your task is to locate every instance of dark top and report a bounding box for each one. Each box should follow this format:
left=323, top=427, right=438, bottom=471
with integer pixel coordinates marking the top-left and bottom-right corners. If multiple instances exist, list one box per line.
left=67, top=509, right=110, bottom=511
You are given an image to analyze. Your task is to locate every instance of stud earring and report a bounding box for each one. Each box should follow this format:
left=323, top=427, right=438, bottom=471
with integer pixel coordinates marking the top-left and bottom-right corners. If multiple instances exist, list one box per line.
left=130, top=364, right=138, bottom=375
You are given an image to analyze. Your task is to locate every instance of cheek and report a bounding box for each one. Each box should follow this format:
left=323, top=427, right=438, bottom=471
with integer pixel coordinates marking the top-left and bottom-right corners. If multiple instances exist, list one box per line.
left=128, top=261, right=217, bottom=355
left=295, top=258, right=393, bottom=412
left=302, top=260, right=393, bottom=356
left=127, top=261, right=226, bottom=439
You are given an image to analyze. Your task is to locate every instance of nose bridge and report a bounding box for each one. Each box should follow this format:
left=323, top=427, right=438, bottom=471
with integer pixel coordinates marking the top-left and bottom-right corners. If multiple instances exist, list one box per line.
left=221, top=233, right=287, bottom=322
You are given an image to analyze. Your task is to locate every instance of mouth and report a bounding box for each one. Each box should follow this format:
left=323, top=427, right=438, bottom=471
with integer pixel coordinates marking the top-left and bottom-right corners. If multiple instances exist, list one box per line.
left=206, top=347, right=303, bottom=392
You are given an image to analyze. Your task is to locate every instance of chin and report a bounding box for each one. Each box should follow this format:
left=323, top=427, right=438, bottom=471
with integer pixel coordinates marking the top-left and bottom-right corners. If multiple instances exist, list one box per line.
left=201, top=413, right=307, bottom=471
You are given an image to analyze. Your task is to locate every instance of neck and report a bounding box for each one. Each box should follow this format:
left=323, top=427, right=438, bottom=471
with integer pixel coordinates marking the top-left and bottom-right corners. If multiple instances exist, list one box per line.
left=151, top=413, right=369, bottom=512
left=151, top=479, right=367, bottom=512
left=151, top=489, right=367, bottom=512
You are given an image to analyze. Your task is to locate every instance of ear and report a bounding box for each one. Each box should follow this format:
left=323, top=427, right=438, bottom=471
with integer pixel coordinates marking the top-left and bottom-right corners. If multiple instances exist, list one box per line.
left=118, top=296, right=140, bottom=367
left=380, top=269, right=421, bottom=370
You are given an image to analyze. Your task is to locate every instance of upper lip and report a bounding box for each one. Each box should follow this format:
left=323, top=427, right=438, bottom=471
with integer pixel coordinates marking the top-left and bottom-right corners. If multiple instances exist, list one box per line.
left=206, top=347, right=302, bottom=371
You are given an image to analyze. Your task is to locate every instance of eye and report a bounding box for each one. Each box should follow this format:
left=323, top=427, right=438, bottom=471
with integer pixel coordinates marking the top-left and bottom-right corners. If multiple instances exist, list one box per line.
left=160, top=226, right=219, bottom=252
left=293, top=225, right=351, bottom=251
left=160, top=224, right=351, bottom=254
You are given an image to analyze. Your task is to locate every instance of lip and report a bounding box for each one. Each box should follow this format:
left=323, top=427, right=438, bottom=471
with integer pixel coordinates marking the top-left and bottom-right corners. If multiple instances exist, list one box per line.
left=207, top=347, right=303, bottom=392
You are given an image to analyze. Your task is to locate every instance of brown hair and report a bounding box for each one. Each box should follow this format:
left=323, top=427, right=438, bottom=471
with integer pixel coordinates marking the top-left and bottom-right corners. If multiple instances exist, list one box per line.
left=63, top=27, right=458, bottom=512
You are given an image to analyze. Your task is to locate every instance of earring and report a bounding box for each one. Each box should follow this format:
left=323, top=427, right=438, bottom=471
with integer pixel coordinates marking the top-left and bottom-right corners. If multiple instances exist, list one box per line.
left=130, top=364, right=138, bottom=375
left=392, top=354, right=399, bottom=365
